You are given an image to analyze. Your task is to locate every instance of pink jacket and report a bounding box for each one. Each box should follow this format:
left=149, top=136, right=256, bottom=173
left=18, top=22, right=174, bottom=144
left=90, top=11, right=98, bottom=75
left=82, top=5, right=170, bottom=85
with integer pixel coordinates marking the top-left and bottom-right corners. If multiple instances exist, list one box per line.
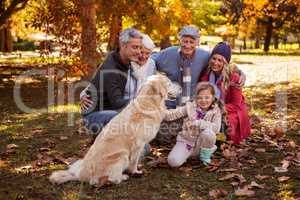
left=164, top=101, right=222, bottom=154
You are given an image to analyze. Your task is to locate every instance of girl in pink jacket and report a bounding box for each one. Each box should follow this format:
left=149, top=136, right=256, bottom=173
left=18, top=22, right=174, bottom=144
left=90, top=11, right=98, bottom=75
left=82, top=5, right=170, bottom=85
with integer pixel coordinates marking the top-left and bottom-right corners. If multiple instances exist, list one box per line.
left=164, top=82, right=223, bottom=166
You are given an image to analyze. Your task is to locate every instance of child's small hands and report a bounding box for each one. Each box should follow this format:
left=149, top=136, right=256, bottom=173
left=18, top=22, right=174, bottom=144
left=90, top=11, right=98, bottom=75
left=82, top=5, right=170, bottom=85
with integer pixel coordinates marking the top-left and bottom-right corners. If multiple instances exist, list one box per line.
left=185, top=120, right=192, bottom=128
left=186, top=120, right=197, bottom=130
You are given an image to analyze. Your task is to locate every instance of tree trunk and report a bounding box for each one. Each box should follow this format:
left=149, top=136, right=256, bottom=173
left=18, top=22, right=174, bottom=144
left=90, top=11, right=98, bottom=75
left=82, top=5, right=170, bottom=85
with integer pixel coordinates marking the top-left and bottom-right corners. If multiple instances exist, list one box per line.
left=264, top=17, right=273, bottom=52
left=107, top=14, right=122, bottom=51
left=160, top=36, right=171, bottom=50
left=243, top=37, right=246, bottom=49
left=0, top=26, right=13, bottom=52
left=273, top=34, right=279, bottom=49
left=230, top=37, right=235, bottom=49
left=255, top=36, right=260, bottom=49
left=78, top=0, right=98, bottom=79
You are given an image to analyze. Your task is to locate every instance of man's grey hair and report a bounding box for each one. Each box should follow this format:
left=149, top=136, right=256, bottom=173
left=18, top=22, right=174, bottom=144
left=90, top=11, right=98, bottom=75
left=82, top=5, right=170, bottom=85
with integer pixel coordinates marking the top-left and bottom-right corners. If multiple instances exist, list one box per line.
left=119, top=28, right=142, bottom=44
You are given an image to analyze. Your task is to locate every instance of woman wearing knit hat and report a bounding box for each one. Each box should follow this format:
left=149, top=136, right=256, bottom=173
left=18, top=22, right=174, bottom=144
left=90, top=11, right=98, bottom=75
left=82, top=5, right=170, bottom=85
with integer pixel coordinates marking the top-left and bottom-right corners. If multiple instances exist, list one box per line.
left=125, top=33, right=156, bottom=100
left=200, top=42, right=251, bottom=144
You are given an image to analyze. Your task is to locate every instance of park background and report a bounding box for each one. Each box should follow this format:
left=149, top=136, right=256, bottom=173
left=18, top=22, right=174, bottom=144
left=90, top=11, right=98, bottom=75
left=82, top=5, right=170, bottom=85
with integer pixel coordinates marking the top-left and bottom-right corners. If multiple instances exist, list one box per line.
left=0, top=0, right=300, bottom=199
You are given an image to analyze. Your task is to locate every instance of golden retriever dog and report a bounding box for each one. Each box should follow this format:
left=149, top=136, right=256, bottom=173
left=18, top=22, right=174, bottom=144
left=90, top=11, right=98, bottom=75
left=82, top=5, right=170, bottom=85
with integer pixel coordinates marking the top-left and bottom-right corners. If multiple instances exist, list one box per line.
left=49, top=74, right=171, bottom=185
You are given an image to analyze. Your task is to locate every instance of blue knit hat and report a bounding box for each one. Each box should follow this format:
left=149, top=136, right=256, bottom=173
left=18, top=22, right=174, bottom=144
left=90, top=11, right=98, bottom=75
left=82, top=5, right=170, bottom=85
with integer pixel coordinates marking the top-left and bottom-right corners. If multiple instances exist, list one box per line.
left=211, top=42, right=232, bottom=63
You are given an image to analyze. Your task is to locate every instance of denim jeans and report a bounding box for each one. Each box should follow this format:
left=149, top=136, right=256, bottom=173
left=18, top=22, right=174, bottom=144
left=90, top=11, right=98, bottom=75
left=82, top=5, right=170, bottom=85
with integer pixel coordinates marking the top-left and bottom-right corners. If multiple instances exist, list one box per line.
left=165, top=99, right=177, bottom=109
left=83, top=110, right=118, bottom=135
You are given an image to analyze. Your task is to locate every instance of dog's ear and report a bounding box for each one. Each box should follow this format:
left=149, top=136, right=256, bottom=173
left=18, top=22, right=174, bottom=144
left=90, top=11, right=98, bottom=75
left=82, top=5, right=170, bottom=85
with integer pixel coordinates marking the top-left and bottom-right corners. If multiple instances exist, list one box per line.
left=145, top=83, right=157, bottom=96
left=139, top=75, right=169, bottom=99
left=156, top=79, right=169, bottom=99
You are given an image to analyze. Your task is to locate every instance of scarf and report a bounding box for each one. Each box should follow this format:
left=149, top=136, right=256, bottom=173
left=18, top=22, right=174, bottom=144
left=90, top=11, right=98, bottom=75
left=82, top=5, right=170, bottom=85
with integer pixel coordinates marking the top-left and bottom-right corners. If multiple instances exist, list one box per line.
left=195, top=108, right=206, bottom=120
left=177, top=52, right=193, bottom=105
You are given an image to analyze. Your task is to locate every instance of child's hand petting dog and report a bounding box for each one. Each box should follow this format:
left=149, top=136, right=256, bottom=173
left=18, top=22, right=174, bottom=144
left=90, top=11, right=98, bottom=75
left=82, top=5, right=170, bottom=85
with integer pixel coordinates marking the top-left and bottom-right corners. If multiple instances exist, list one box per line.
left=186, top=120, right=197, bottom=130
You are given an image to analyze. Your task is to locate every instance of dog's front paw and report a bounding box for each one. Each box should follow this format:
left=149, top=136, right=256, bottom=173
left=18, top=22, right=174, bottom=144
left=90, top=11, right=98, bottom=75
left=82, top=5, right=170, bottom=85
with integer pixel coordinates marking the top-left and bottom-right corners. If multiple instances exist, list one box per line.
left=122, top=174, right=129, bottom=181
left=131, top=169, right=143, bottom=178
left=133, top=169, right=143, bottom=174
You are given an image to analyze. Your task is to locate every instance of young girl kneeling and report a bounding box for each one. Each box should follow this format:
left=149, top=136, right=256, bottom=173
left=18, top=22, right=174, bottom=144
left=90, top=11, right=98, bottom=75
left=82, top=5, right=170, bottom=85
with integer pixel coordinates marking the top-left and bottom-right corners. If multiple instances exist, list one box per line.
left=164, top=82, right=223, bottom=166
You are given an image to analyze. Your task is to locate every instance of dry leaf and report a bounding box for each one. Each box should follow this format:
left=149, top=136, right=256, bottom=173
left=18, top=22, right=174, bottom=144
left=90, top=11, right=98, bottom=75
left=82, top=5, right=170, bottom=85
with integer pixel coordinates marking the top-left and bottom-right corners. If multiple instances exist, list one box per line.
left=209, top=189, right=228, bottom=198
left=255, top=148, right=266, bottom=153
left=15, top=165, right=32, bottom=171
left=219, top=173, right=246, bottom=183
left=219, top=173, right=236, bottom=181
left=152, top=148, right=163, bottom=157
left=53, top=155, right=69, bottom=165
left=235, top=186, right=255, bottom=197
left=220, top=143, right=228, bottom=151
left=281, top=160, right=290, bottom=168
left=208, top=165, right=219, bottom=172
left=231, top=182, right=240, bottom=186
left=59, top=136, right=68, bottom=140
left=39, top=147, right=51, bottom=152
left=0, top=160, right=7, bottom=167
left=222, top=148, right=237, bottom=159
left=228, top=160, right=243, bottom=169
left=288, top=141, right=296, bottom=148
left=273, top=126, right=284, bottom=138
left=147, top=157, right=167, bottom=168
left=274, top=160, right=290, bottom=173
left=247, top=159, right=257, bottom=164
left=6, top=144, right=19, bottom=149
left=278, top=176, right=290, bottom=182
left=265, top=102, right=276, bottom=107
left=47, top=116, right=55, bottom=121
left=255, top=175, right=271, bottom=180
left=219, top=168, right=238, bottom=172
left=32, top=129, right=43, bottom=134
left=179, top=166, right=193, bottom=173
left=294, top=152, right=300, bottom=163
left=274, top=167, right=288, bottom=173
left=250, top=181, right=265, bottom=189
left=292, top=161, right=300, bottom=167
left=293, top=153, right=300, bottom=166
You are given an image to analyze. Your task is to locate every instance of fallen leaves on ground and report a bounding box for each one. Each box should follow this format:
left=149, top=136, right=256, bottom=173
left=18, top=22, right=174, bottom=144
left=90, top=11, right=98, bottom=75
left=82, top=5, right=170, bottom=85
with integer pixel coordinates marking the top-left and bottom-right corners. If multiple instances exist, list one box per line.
left=47, top=116, right=55, bottom=121
left=235, top=186, right=255, bottom=197
left=255, top=175, right=271, bottom=180
left=250, top=181, right=265, bottom=189
left=146, top=156, right=168, bottom=168
left=274, top=160, right=290, bottom=173
left=15, top=165, right=33, bottom=172
left=255, top=148, right=266, bottom=153
left=6, top=144, right=19, bottom=149
left=218, top=173, right=246, bottom=184
left=209, top=188, right=228, bottom=198
left=0, top=160, right=8, bottom=167
left=218, top=168, right=238, bottom=172
left=270, top=125, right=285, bottom=139
left=59, top=136, right=68, bottom=140
left=31, top=129, right=43, bottom=134
left=278, top=176, right=290, bottom=182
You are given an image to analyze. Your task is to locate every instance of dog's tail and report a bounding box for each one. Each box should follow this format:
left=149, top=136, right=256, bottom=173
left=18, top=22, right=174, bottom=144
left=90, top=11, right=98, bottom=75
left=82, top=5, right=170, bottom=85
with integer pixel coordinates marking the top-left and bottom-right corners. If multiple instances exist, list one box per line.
left=49, top=159, right=82, bottom=184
